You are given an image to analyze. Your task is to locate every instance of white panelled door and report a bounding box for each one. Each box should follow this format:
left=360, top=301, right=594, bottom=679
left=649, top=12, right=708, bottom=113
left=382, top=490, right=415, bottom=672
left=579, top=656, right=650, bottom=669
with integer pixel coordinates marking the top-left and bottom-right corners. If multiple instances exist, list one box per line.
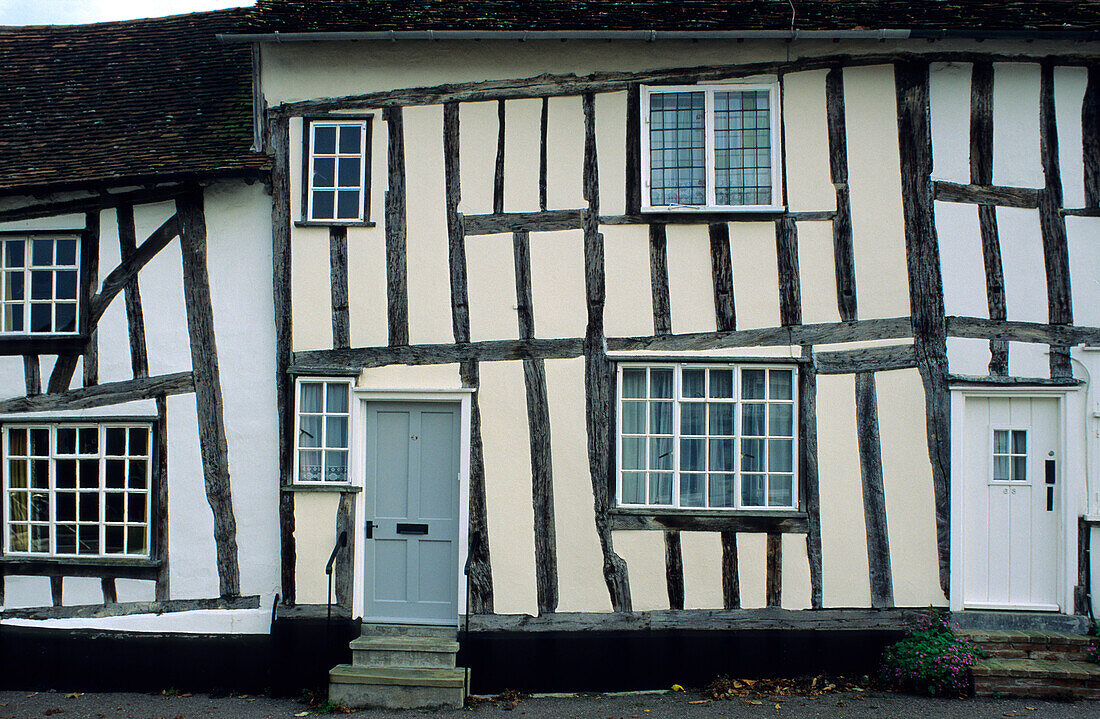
left=962, top=396, right=1060, bottom=611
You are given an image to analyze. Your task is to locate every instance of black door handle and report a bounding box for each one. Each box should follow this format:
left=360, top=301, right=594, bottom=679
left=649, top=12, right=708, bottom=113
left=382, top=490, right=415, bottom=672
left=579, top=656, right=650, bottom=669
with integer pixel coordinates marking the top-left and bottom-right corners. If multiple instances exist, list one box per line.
left=365, top=520, right=374, bottom=538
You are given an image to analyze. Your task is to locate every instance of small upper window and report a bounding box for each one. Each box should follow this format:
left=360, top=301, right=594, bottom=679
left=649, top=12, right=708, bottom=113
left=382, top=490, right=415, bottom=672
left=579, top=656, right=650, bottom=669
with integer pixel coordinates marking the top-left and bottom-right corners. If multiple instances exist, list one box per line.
left=641, top=84, right=782, bottom=213
left=992, top=429, right=1027, bottom=482
left=306, top=119, right=371, bottom=223
left=295, top=378, right=352, bottom=484
left=1, top=235, right=80, bottom=335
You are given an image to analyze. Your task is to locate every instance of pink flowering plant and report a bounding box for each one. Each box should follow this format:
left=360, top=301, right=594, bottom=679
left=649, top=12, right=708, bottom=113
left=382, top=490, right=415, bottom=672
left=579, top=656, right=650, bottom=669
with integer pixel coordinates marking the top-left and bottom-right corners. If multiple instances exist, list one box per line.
left=879, top=610, right=982, bottom=697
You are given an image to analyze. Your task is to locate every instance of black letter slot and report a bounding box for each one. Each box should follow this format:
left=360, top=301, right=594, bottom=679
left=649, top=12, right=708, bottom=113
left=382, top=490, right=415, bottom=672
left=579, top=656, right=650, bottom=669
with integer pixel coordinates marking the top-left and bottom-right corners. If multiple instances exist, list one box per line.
left=1045, top=459, right=1056, bottom=485
left=396, top=523, right=429, bottom=535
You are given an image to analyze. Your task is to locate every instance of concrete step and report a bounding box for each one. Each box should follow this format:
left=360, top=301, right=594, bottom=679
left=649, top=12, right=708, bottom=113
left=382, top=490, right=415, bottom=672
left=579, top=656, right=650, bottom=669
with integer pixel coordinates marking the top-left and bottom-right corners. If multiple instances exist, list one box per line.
left=961, top=629, right=1094, bottom=662
left=952, top=610, right=1090, bottom=634
left=972, top=658, right=1100, bottom=699
left=350, top=635, right=460, bottom=668
left=329, top=664, right=467, bottom=709
left=358, top=623, right=457, bottom=640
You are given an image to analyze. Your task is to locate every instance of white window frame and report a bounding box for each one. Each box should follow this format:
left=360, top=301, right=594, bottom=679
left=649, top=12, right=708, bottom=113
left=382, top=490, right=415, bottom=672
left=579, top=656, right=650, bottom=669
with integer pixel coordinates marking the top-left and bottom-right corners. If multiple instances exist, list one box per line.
left=306, top=119, right=370, bottom=223
left=640, top=82, right=783, bottom=213
left=0, top=234, right=82, bottom=336
left=293, top=376, right=354, bottom=485
left=615, top=362, right=798, bottom=512
left=990, top=426, right=1029, bottom=484
left=2, top=422, right=154, bottom=559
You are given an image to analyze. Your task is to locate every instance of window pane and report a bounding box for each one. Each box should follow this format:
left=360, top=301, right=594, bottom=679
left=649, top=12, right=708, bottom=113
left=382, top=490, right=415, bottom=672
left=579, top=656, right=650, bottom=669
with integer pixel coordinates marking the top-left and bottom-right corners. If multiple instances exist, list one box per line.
left=768, top=475, right=793, bottom=507
left=621, top=472, right=645, bottom=504
left=680, top=474, right=704, bottom=507
left=105, top=427, right=126, bottom=456
left=621, top=437, right=645, bottom=470
left=79, top=428, right=97, bottom=454
left=1012, top=456, right=1027, bottom=482
left=338, top=125, right=362, bottom=154
left=769, top=439, right=793, bottom=472
left=325, top=383, right=348, bottom=413
left=709, top=473, right=736, bottom=507
left=299, top=450, right=322, bottom=482
left=106, top=492, right=124, bottom=522
left=299, top=416, right=322, bottom=448
left=56, top=271, right=78, bottom=300
left=742, top=369, right=765, bottom=399
left=30, top=429, right=49, bottom=456
left=769, top=404, right=793, bottom=437
left=769, top=370, right=793, bottom=400
left=682, top=369, right=705, bottom=398
left=300, top=383, right=323, bottom=413
left=6, top=271, right=23, bottom=300
left=78, top=525, right=99, bottom=554
left=32, top=459, right=48, bottom=489
left=622, top=401, right=645, bottom=434
left=709, top=370, right=733, bottom=398
left=105, top=459, right=125, bottom=488
left=9, top=460, right=27, bottom=488
left=650, top=402, right=673, bottom=434
left=55, top=303, right=76, bottom=333
left=336, top=190, right=361, bottom=220
left=313, top=125, right=336, bottom=154
left=648, top=92, right=705, bottom=207
left=312, top=191, right=335, bottom=219
left=649, top=437, right=673, bottom=470
left=709, top=438, right=736, bottom=471
left=680, top=438, right=704, bottom=471
left=128, top=493, right=147, bottom=523
left=32, top=239, right=52, bottom=266
left=326, top=416, right=348, bottom=448
left=31, top=524, right=49, bottom=552
left=312, top=158, right=335, bottom=187
left=741, top=438, right=765, bottom=472
left=106, top=525, right=124, bottom=553
left=337, top=158, right=361, bottom=187
left=56, top=459, right=76, bottom=489
left=714, top=91, right=771, bottom=207
left=622, top=369, right=646, bottom=399
left=649, top=473, right=673, bottom=505
left=128, top=460, right=148, bottom=489
left=9, top=523, right=28, bottom=551
left=129, top=428, right=149, bottom=457
left=325, top=450, right=348, bottom=482
left=56, top=525, right=76, bottom=554
left=30, top=492, right=48, bottom=521
left=8, top=492, right=27, bottom=521
left=79, top=492, right=99, bottom=522
left=56, top=428, right=76, bottom=455
left=709, top=403, right=735, bottom=436
left=8, top=429, right=26, bottom=455
left=30, top=302, right=51, bottom=332
left=1012, top=430, right=1027, bottom=455
left=742, top=404, right=765, bottom=436
left=56, top=239, right=77, bottom=265
left=742, top=474, right=765, bottom=506
left=993, top=430, right=1008, bottom=454
left=993, top=456, right=1010, bottom=481
left=681, top=403, right=705, bottom=435
left=128, top=526, right=147, bottom=555
left=4, top=239, right=24, bottom=267
left=650, top=369, right=673, bottom=399
left=79, top=459, right=98, bottom=488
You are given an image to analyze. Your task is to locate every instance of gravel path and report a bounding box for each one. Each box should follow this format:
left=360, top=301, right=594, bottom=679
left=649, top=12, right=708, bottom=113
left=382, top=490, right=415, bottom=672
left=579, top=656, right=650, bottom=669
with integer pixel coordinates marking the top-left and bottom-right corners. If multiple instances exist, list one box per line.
left=2, top=689, right=1099, bottom=719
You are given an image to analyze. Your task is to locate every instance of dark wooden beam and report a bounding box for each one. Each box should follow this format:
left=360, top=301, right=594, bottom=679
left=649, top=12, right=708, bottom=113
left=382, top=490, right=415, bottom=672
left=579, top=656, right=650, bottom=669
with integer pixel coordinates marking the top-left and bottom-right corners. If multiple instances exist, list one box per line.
left=1039, top=63, right=1073, bottom=380
left=444, top=103, right=471, bottom=345
left=611, top=512, right=808, bottom=533
left=947, top=315, right=1100, bottom=346
left=177, top=188, right=240, bottom=599
left=88, top=214, right=180, bottom=328
left=494, top=99, right=506, bottom=215
left=0, top=371, right=193, bottom=414
left=775, top=216, right=801, bottom=327
left=896, top=61, right=951, bottom=599
left=626, top=84, right=642, bottom=214
left=335, top=492, right=355, bottom=608
left=330, top=226, right=350, bottom=349
left=1084, top=65, right=1100, bottom=208
left=664, top=531, right=684, bottom=611
left=154, top=394, right=170, bottom=601
left=1, top=595, right=261, bottom=621
left=649, top=224, right=672, bottom=335
left=270, top=116, right=296, bottom=605
left=0, top=185, right=190, bottom=224
left=721, top=530, right=740, bottom=610
left=0, top=557, right=159, bottom=580
left=50, top=576, right=63, bottom=607
left=462, top=209, right=837, bottom=234
left=1076, top=516, right=1090, bottom=616
left=825, top=67, right=857, bottom=322
left=81, top=211, right=100, bottom=388
left=709, top=223, right=736, bottom=332
left=539, top=97, right=550, bottom=212
left=583, top=92, right=631, bottom=612
left=799, top=346, right=823, bottom=609
left=815, top=344, right=917, bottom=375
left=383, top=106, right=410, bottom=347
left=933, top=181, right=1039, bottom=208
left=116, top=203, right=150, bottom=378
left=855, top=372, right=894, bottom=608
left=22, top=356, right=39, bottom=397
left=101, top=577, right=117, bottom=605
left=464, top=210, right=586, bottom=235
left=766, top=532, right=782, bottom=608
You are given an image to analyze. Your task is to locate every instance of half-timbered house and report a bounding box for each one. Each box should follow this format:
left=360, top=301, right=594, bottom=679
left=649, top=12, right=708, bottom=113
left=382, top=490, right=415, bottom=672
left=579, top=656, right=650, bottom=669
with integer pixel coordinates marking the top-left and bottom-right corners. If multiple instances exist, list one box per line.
left=228, top=0, right=1100, bottom=705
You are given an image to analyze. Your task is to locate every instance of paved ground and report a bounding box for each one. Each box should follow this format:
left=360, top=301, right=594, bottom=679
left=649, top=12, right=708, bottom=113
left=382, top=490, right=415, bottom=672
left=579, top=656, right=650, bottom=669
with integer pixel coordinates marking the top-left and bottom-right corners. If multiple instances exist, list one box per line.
left=1, top=689, right=1099, bottom=719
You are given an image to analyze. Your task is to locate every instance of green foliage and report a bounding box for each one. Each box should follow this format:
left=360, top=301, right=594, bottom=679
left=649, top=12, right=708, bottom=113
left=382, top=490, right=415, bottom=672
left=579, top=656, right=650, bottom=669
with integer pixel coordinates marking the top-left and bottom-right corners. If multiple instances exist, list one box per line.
left=879, top=610, right=982, bottom=697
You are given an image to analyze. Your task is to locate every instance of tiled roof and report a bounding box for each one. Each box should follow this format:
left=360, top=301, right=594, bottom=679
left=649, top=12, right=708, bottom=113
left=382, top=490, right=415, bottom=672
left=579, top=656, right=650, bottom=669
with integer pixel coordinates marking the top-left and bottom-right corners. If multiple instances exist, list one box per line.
left=244, top=0, right=1100, bottom=33
left=0, top=10, right=268, bottom=196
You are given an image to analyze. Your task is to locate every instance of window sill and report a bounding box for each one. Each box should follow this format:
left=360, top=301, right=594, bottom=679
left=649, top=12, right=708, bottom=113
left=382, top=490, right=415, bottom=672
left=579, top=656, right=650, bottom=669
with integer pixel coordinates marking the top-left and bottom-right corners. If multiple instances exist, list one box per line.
left=640, top=205, right=786, bottom=215
left=294, top=220, right=377, bottom=228
left=0, top=335, right=85, bottom=356
left=609, top=508, right=807, bottom=533
left=282, top=484, right=361, bottom=493
left=0, top=555, right=160, bottom=580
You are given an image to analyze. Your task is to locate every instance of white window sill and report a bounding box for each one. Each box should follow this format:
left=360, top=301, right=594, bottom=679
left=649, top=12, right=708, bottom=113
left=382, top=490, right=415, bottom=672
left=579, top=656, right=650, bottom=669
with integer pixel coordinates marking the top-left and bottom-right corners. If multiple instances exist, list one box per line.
left=640, top=205, right=786, bottom=214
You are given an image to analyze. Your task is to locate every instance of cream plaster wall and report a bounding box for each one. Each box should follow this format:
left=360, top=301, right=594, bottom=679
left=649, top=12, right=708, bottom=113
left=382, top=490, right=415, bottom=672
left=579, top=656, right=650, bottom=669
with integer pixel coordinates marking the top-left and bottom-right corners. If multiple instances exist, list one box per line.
left=842, top=65, right=910, bottom=321
left=595, top=92, right=628, bottom=216
left=781, top=69, right=834, bottom=213
left=504, top=98, right=544, bottom=213
left=358, top=363, right=462, bottom=389
left=737, top=533, right=767, bottom=608
left=781, top=534, right=812, bottom=610
left=665, top=224, right=717, bottom=334
left=728, top=222, right=780, bottom=330
left=458, top=101, right=499, bottom=216
left=467, top=233, right=519, bottom=342
left=614, top=530, right=668, bottom=611
left=545, top=96, right=587, bottom=210
left=530, top=230, right=587, bottom=339
left=293, top=492, right=341, bottom=605
left=348, top=116, right=390, bottom=349
left=795, top=220, right=841, bottom=326
left=603, top=224, right=654, bottom=338
left=680, top=531, right=723, bottom=609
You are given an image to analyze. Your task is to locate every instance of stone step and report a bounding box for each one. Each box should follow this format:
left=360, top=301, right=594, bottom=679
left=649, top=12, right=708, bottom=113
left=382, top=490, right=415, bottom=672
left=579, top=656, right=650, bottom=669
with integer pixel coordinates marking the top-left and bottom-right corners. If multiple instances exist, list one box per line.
left=329, top=665, right=467, bottom=709
left=972, top=658, right=1100, bottom=699
left=961, top=629, right=1094, bottom=662
left=358, top=623, right=458, bottom=640
left=951, top=610, right=1090, bottom=635
left=350, top=635, right=460, bottom=668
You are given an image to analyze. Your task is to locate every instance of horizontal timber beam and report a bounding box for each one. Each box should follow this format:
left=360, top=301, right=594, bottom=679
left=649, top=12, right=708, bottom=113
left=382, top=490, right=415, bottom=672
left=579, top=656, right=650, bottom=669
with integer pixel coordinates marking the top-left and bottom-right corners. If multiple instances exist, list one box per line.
left=463, top=210, right=835, bottom=235
left=815, top=344, right=917, bottom=374
left=947, top=316, right=1100, bottom=346
left=933, top=181, right=1039, bottom=208
left=0, top=185, right=191, bottom=224
left=289, top=317, right=913, bottom=371
left=0, top=558, right=160, bottom=580
left=272, top=51, right=1100, bottom=117
left=0, top=372, right=193, bottom=414
left=466, top=607, right=924, bottom=633
left=610, top=511, right=808, bottom=533
left=1, top=595, right=261, bottom=621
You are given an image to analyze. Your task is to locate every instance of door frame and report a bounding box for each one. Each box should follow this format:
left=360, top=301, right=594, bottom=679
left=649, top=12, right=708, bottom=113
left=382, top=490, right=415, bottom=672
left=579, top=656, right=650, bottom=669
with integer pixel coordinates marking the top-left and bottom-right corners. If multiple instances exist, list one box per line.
left=949, top=385, right=1083, bottom=614
left=351, top=388, right=475, bottom=625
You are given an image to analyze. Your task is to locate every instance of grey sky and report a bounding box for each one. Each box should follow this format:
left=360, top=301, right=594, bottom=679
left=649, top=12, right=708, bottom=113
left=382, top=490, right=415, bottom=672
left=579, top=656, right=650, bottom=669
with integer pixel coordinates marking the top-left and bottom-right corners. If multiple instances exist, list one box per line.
left=0, top=0, right=255, bottom=26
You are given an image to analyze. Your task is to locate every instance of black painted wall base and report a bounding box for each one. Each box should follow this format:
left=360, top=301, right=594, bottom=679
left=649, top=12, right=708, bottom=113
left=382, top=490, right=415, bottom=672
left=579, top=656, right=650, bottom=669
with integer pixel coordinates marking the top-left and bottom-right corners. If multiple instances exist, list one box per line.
left=0, top=622, right=900, bottom=696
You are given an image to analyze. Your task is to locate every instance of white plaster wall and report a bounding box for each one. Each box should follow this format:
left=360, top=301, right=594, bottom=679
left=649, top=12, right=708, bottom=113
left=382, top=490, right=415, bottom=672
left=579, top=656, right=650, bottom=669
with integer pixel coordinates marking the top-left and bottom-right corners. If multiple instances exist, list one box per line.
left=1055, top=67, right=1088, bottom=209
left=929, top=62, right=972, bottom=185
left=94, top=208, right=133, bottom=385
left=1067, top=217, right=1100, bottom=329
left=993, top=63, right=1043, bottom=189
left=782, top=70, right=834, bottom=213
left=997, top=207, right=1050, bottom=378
left=294, top=492, right=341, bottom=605
left=165, top=392, right=216, bottom=600
left=934, top=200, right=992, bottom=376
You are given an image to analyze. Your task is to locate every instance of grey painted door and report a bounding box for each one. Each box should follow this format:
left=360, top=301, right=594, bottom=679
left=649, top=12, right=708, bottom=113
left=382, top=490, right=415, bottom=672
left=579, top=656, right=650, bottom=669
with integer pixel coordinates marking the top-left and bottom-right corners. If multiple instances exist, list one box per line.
left=364, top=402, right=460, bottom=624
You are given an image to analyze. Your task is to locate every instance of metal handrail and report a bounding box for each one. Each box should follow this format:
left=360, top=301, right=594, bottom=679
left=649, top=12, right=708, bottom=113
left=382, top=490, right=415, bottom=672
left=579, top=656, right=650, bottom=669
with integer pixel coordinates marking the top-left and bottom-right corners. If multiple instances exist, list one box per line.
left=326, top=530, right=348, bottom=622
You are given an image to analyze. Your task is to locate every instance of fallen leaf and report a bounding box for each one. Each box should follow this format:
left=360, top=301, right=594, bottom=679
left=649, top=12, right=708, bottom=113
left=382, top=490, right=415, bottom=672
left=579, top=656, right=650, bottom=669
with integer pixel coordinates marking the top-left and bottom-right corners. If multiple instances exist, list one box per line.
left=64, top=694, right=82, bottom=700
left=671, top=684, right=684, bottom=692
left=294, top=712, right=310, bottom=717
left=1026, top=709, right=1037, bottom=712
left=687, top=700, right=710, bottom=705
left=775, top=703, right=782, bottom=709
left=744, top=700, right=763, bottom=705
left=1004, top=714, right=1019, bottom=717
